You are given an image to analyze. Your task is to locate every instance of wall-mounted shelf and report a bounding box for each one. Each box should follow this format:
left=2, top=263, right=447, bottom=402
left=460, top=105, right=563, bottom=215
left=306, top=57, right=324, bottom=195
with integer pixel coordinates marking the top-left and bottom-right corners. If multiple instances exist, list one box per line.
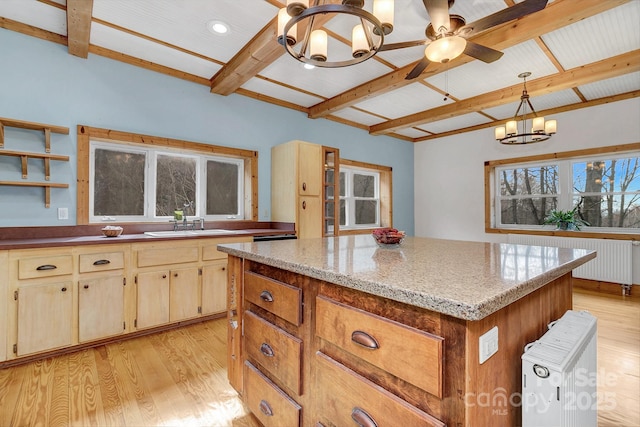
left=0, top=117, right=69, bottom=153
left=0, top=117, right=70, bottom=208
left=0, top=150, right=69, bottom=180
left=0, top=181, right=69, bottom=208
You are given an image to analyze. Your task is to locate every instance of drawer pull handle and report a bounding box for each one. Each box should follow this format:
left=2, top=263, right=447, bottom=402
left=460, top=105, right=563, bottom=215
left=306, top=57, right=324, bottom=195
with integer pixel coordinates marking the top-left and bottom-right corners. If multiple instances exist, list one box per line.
left=93, top=259, right=111, bottom=266
left=36, top=264, right=57, bottom=271
left=351, top=407, right=377, bottom=427
left=260, top=343, right=274, bottom=357
left=351, top=330, right=379, bottom=350
left=259, top=399, right=273, bottom=417
left=259, top=290, right=274, bottom=303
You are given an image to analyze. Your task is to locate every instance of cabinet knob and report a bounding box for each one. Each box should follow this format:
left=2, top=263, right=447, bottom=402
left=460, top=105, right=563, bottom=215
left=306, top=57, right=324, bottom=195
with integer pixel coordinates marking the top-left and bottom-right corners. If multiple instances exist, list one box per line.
left=162, top=274, right=167, bottom=279
left=174, top=273, right=178, bottom=277
left=351, top=330, right=379, bottom=350
left=351, top=407, right=377, bottom=427
left=260, top=343, right=275, bottom=358
left=83, top=284, right=89, bottom=289
left=259, top=290, right=274, bottom=303
left=259, top=400, right=273, bottom=417
left=302, top=200, right=306, bottom=210
left=302, top=182, right=307, bottom=191
left=61, top=287, right=67, bottom=292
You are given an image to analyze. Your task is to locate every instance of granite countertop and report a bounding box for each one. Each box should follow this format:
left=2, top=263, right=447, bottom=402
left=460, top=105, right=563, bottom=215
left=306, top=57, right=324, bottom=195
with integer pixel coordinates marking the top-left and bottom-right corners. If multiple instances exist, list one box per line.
left=218, top=235, right=596, bottom=321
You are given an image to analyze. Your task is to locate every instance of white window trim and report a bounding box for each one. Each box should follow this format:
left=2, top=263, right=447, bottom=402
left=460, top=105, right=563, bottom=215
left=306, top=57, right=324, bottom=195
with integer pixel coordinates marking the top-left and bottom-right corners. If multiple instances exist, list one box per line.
left=340, top=166, right=381, bottom=230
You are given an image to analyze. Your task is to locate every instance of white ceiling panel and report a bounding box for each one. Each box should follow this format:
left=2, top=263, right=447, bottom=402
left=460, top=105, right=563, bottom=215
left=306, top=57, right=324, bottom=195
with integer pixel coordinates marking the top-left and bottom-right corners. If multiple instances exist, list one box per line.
left=93, top=0, right=277, bottom=62
left=541, top=2, right=640, bottom=70
left=90, top=22, right=222, bottom=79
left=329, top=107, right=386, bottom=127
left=483, top=88, right=582, bottom=121
left=394, top=127, right=431, bottom=139
left=260, top=54, right=392, bottom=99
left=425, top=40, right=558, bottom=100
left=0, top=0, right=66, bottom=35
left=241, top=78, right=324, bottom=108
left=416, top=112, right=491, bottom=134
left=353, top=82, right=448, bottom=119
left=578, top=72, right=640, bottom=100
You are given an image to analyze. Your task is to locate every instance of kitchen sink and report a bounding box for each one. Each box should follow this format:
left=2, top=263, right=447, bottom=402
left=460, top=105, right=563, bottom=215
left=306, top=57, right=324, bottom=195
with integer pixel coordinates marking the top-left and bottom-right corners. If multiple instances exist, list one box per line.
left=144, top=229, right=235, bottom=237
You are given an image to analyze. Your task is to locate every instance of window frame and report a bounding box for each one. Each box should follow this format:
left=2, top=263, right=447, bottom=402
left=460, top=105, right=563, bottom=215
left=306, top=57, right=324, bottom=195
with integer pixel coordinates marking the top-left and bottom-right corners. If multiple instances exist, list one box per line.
left=77, top=125, right=258, bottom=225
left=338, top=158, right=393, bottom=234
left=485, top=142, right=640, bottom=240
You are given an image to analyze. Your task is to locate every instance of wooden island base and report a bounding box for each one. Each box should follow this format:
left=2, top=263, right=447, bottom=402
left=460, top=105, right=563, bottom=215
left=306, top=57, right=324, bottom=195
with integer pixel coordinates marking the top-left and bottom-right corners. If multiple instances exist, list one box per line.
left=226, top=256, right=573, bottom=427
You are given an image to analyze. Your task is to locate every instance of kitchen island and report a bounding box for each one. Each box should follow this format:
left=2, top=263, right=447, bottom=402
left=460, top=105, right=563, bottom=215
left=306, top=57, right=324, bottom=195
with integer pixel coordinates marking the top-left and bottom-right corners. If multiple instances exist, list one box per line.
left=219, top=235, right=596, bottom=427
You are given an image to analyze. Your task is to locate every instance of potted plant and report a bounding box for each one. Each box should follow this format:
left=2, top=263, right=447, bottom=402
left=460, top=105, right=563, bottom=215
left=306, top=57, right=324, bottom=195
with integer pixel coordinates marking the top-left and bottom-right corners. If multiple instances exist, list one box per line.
left=544, top=207, right=590, bottom=231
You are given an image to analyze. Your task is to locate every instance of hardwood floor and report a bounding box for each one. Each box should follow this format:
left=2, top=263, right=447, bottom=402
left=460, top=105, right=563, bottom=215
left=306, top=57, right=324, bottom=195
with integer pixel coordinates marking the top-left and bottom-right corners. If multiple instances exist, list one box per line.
left=0, top=288, right=637, bottom=427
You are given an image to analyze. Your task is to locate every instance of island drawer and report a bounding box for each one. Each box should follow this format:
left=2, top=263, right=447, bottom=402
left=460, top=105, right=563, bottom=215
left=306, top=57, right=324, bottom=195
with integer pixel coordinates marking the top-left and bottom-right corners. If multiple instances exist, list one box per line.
left=18, top=254, right=73, bottom=279
left=314, top=352, right=445, bottom=427
left=316, top=295, right=444, bottom=397
left=244, top=271, right=302, bottom=326
left=79, top=251, right=125, bottom=273
left=244, top=361, right=301, bottom=427
left=244, top=310, right=303, bottom=395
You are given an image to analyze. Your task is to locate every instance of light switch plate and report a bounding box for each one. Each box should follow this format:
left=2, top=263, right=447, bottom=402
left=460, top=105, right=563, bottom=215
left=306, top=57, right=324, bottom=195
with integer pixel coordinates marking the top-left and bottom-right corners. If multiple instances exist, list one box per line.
left=57, top=207, right=68, bottom=220
left=479, top=326, right=499, bottom=364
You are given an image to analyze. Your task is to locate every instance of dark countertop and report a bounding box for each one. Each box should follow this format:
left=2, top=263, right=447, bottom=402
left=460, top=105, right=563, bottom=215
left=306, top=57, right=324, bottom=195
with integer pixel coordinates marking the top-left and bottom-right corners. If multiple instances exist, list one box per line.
left=0, top=222, right=295, bottom=250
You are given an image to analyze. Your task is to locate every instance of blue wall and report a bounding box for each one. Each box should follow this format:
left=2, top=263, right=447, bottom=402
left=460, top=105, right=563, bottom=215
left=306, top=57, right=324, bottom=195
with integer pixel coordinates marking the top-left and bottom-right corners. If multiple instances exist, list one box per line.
left=0, top=29, right=414, bottom=234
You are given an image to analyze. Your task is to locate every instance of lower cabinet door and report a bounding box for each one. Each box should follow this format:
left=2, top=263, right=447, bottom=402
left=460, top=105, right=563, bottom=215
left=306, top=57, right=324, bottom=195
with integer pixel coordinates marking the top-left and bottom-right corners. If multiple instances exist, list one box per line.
left=78, top=275, right=125, bottom=342
left=314, top=352, right=445, bottom=427
left=169, top=267, right=199, bottom=322
left=17, top=282, right=73, bottom=356
left=201, top=262, right=227, bottom=315
left=244, top=361, right=301, bottom=427
left=136, top=270, right=170, bottom=329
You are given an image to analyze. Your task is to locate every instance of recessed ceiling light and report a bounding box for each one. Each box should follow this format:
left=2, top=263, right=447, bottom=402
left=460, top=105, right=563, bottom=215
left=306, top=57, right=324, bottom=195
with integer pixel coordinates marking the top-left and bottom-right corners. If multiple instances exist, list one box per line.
left=206, top=20, right=229, bottom=35
left=303, top=63, right=315, bottom=70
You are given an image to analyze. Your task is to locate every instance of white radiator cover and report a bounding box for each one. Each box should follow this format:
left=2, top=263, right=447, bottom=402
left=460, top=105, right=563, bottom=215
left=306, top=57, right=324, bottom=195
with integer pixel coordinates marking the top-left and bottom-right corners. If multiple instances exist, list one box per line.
left=522, top=310, right=597, bottom=427
left=507, top=235, right=632, bottom=285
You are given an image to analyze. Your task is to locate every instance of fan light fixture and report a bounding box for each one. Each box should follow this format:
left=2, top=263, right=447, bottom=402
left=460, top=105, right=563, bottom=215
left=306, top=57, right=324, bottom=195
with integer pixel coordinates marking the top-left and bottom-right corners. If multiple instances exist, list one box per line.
left=424, top=35, right=467, bottom=63
left=277, top=0, right=394, bottom=68
left=495, top=72, right=557, bottom=145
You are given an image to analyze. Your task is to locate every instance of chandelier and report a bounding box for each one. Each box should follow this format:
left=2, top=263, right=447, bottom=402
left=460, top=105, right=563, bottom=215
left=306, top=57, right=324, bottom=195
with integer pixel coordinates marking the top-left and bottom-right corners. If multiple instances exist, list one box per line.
left=277, top=0, right=394, bottom=68
left=495, top=72, right=557, bottom=145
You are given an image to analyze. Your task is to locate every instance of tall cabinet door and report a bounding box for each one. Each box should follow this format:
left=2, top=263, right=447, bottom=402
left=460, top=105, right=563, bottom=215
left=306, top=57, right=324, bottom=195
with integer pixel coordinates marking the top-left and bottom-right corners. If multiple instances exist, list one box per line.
left=136, top=270, right=170, bottom=329
left=298, top=142, right=322, bottom=196
left=299, top=196, right=323, bottom=239
left=78, top=275, right=125, bottom=342
left=17, top=282, right=73, bottom=356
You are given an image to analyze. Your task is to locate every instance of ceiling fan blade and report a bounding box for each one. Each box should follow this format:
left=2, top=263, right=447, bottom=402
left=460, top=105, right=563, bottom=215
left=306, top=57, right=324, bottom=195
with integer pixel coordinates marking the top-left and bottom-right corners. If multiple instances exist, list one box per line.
left=405, top=57, right=431, bottom=80
left=378, top=40, right=428, bottom=52
left=463, top=41, right=504, bottom=63
left=423, top=0, right=451, bottom=33
left=460, top=0, right=548, bottom=38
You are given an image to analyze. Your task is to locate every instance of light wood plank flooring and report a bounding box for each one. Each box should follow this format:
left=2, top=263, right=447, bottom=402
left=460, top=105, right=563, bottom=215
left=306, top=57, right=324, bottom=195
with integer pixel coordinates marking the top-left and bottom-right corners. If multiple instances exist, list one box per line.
left=0, top=288, right=637, bottom=426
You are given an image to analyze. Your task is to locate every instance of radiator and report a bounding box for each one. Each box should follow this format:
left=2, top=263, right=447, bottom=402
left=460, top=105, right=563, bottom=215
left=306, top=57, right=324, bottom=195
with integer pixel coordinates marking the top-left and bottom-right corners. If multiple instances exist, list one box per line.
left=522, top=310, right=598, bottom=427
left=507, top=234, right=633, bottom=285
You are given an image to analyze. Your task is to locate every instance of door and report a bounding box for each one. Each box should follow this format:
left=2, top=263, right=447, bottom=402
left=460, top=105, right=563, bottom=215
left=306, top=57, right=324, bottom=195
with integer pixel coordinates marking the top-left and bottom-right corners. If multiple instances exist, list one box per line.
left=202, top=262, right=227, bottom=315
left=136, top=270, right=170, bottom=329
left=78, top=275, right=125, bottom=342
left=169, top=267, right=200, bottom=321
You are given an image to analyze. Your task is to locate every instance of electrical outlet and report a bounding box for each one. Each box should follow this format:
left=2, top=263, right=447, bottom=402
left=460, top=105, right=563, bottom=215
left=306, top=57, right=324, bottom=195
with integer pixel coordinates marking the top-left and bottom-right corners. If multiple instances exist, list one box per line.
left=479, top=326, right=499, bottom=364
left=57, top=207, right=69, bottom=220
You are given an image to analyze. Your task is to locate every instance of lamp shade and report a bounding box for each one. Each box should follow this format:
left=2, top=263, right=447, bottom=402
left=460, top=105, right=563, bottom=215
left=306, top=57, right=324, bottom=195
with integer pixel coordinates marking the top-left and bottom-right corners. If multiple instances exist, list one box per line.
left=373, top=0, right=394, bottom=35
left=352, top=25, right=369, bottom=58
left=310, top=29, right=328, bottom=62
left=425, top=36, right=467, bottom=63
left=545, top=120, right=557, bottom=134
left=505, top=120, right=518, bottom=136
left=277, top=8, right=297, bottom=46
left=532, top=117, right=545, bottom=133
left=495, top=127, right=506, bottom=140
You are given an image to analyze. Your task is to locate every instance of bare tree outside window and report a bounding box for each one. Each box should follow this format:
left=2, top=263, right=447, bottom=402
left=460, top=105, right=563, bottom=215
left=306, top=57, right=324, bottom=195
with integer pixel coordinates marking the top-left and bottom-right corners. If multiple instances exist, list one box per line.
left=206, top=160, right=239, bottom=215
left=94, top=148, right=145, bottom=216
left=155, top=155, right=196, bottom=217
left=500, top=165, right=558, bottom=225
left=573, top=157, right=640, bottom=229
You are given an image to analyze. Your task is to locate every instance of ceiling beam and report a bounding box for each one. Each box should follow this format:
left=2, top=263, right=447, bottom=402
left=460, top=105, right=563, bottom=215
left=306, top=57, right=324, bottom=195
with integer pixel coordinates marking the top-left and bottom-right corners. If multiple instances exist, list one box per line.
left=209, top=0, right=342, bottom=96
left=307, top=0, right=629, bottom=119
left=369, top=50, right=640, bottom=135
left=66, top=0, right=93, bottom=58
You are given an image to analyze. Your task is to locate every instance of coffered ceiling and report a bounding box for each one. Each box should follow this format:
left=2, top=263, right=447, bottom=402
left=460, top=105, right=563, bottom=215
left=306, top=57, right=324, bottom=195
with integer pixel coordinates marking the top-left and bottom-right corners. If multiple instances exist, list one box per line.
left=1, top=0, right=639, bottom=142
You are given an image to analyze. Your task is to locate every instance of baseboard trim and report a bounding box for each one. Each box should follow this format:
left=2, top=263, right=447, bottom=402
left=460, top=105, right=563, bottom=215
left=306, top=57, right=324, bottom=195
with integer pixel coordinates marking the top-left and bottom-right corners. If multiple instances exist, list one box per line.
left=573, top=277, right=638, bottom=298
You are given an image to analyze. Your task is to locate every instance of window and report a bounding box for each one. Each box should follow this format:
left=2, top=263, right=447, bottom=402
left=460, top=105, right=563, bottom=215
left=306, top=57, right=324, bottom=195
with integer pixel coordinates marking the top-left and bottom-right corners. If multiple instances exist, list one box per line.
left=77, top=126, right=257, bottom=224
left=486, top=144, right=640, bottom=235
left=339, top=166, right=380, bottom=229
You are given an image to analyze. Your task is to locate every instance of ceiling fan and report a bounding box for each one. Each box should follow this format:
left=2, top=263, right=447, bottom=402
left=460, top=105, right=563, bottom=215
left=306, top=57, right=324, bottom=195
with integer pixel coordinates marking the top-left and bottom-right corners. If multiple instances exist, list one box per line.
left=379, top=0, right=549, bottom=80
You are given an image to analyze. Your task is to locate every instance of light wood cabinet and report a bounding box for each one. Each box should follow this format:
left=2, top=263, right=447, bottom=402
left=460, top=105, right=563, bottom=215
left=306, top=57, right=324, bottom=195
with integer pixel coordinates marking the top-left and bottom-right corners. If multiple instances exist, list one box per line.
left=17, top=281, right=73, bottom=356
left=2, top=235, right=251, bottom=363
left=78, top=275, right=125, bottom=342
left=271, top=140, right=327, bottom=239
